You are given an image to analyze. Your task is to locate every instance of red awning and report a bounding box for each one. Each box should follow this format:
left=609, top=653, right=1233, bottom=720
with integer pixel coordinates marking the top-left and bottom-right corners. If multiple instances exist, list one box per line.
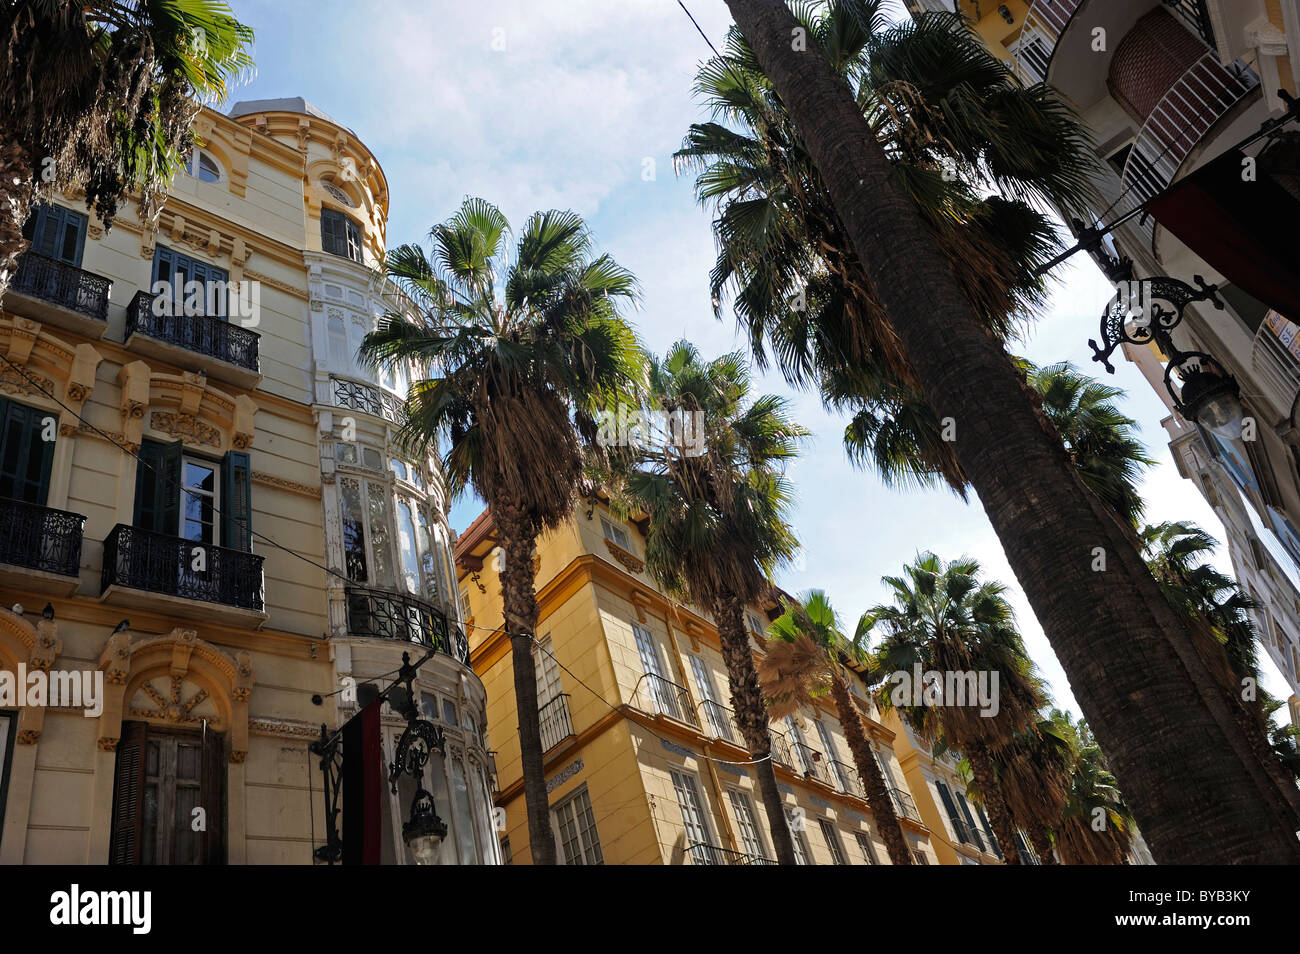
left=1145, top=146, right=1300, bottom=323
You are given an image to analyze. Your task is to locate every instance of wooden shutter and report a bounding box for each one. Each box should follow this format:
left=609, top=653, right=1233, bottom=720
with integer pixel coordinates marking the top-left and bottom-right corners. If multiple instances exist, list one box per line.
left=28, top=205, right=88, bottom=265
left=134, top=440, right=183, bottom=533
left=220, top=450, right=252, bottom=551
left=110, top=721, right=149, bottom=864
left=201, top=729, right=227, bottom=865
left=321, top=209, right=343, bottom=256
left=957, top=794, right=986, bottom=852
left=0, top=398, right=55, bottom=505
left=935, top=780, right=970, bottom=844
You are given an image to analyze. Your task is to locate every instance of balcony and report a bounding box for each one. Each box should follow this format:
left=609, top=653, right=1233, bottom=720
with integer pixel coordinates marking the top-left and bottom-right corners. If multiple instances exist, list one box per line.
left=100, top=523, right=267, bottom=627
left=4, top=252, right=111, bottom=339
left=698, top=699, right=739, bottom=744
left=889, top=787, right=924, bottom=824
left=1120, top=51, right=1259, bottom=224
left=687, top=842, right=775, bottom=866
left=344, top=584, right=470, bottom=664
left=330, top=375, right=408, bottom=427
left=125, top=291, right=261, bottom=388
left=770, top=730, right=795, bottom=771
left=630, top=672, right=698, bottom=727
left=1013, top=0, right=1084, bottom=83
left=0, top=498, right=86, bottom=595
left=792, top=741, right=830, bottom=784
left=829, top=759, right=863, bottom=797
left=539, top=693, right=576, bottom=753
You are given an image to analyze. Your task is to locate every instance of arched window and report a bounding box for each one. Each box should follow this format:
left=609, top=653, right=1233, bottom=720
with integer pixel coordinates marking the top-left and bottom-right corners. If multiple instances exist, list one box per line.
left=184, top=150, right=222, bottom=184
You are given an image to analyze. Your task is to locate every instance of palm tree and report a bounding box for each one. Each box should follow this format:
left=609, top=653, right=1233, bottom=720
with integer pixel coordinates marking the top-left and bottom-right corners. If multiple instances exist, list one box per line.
left=609, top=341, right=805, bottom=864
left=360, top=198, right=642, bottom=864
left=758, top=590, right=912, bottom=864
left=717, top=0, right=1300, bottom=861
left=860, top=552, right=1045, bottom=865
left=974, top=712, right=1074, bottom=864
left=0, top=0, right=255, bottom=289
left=1049, top=712, right=1136, bottom=865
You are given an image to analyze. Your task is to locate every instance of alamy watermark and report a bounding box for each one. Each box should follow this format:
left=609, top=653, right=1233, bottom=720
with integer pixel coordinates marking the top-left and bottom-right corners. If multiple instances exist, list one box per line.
left=0, top=666, right=104, bottom=718
left=885, top=664, right=1000, bottom=717
left=596, top=405, right=705, bottom=457
left=150, top=278, right=260, bottom=327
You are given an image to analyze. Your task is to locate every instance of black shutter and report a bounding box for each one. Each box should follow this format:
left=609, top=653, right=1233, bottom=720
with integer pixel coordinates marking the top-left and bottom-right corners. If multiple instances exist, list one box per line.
left=220, top=450, right=252, bottom=551
left=110, top=722, right=149, bottom=864
left=957, top=794, right=985, bottom=852
left=321, top=209, right=343, bottom=256
left=0, top=398, right=56, bottom=505
left=935, top=781, right=969, bottom=844
left=30, top=205, right=87, bottom=266
left=134, top=440, right=182, bottom=533
left=975, top=803, right=1002, bottom=857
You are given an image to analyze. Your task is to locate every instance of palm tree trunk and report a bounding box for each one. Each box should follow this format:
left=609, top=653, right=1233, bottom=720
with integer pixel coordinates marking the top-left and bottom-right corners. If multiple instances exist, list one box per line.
left=493, top=499, right=557, bottom=865
left=828, top=669, right=911, bottom=865
left=1029, top=824, right=1057, bottom=865
left=716, top=595, right=798, bottom=864
left=967, top=745, right=1020, bottom=865
left=722, top=0, right=1300, bottom=864
left=0, top=137, right=33, bottom=298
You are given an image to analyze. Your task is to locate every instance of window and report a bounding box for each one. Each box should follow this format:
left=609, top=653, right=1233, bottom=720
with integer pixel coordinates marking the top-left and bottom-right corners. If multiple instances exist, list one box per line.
left=321, top=207, right=363, bottom=263
left=553, top=786, right=602, bottom=865
left=500, top=835, right=512, bottom=865
left=338, top=476, right=396, bottom=588
left=690, top=655, right=730, bottom=737
left=670, top=770, right=715, bottom=860
left=110, top=722, right=224, bottom=864
left=459, top=588, right=472, bottom=621
left=912, top=849, right=930, bottom=865
left=975, top=803, right=1002, bottom=858
left=815, top=720, right=850, bottom=790
left=23, top=203, right=87, bottom=266
left=632, top=622, right=676, bottom=717
left=746, top=611, right=766, bottom=636
left=958, top=793, right=986, bottom=852
left=0, top=398, right=57, bottom=505
left=935, top=780, right=970, bottom=844
left=785, top=716, right=817, bottom=776
left=328, top=315, right=349, bottom=369
left=134, top=440, right=251, bottom=550
left=817, top=819, right=848, bottom=865
left=854, top=831, right=878, bottom=865
left=152, top=245, right=228, bottom=318
left=726, top=789, right=768, bottom=860
left=786, top=808, right=811, bottom=864
left=600, top=516, right=631, bottom=551
left=183, top=150, right=221, bottom=183
left=533, top=633, right=563, bottom=707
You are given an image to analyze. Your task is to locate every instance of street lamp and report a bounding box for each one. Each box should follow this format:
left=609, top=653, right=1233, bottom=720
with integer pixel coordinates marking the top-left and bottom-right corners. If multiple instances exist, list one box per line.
left=1173, top=357, right=1245, bottom=439
left=388, top=652, right=448, bottom=865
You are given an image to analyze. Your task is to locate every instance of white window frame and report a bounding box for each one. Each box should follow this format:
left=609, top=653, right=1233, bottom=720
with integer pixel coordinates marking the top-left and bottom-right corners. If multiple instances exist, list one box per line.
left=180, top=456, right=220, bottom=545
left=817, top=818, right=848, bottom=865
left=600, top=516, right=631, bottom=551
left=726, top=788, right=769, bottom=861
left=552, top=784, right=603, bottom=865
left=183, top=150, right=222, bottom=184
left=854, top=830, right=878, bottom=865
left=670, top=769, right=716, bottom=857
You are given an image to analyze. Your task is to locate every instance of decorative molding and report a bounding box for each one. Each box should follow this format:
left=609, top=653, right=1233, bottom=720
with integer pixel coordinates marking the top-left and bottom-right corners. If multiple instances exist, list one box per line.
left=248, top=717, right=322, bottom=740
left=17, top=730, right=40, bottom=745
left=603, top=538, right=645, bottom=574
left=0, top=366, right=54, bottom=399
left=252, top=471, right=321, bottom=498
left=545, top=758, right=584, bottom=793
left=151, top=410, right=221, bottom=448
left=244, top=269, right=309, bottom=301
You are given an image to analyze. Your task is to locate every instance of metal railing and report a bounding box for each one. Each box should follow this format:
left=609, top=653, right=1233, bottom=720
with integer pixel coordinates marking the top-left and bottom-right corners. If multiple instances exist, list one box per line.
left=889, top=787, right=923, bottom=824
left=698, top=699, right=738, bottom=743
left=344, top=584, right=469, bottom=663
left=687, top=842, right=775, bottom=866
left=9, top=252, right=111, bottom=321
left=1014, top=0, right=1083, bottom=83
left=0, top=497, right=86, bottom=577
left=792, top=741, right=829, bottom=783
left=101, top=523, right=265, bottom=612
left=769, top=729, right=795, bottom=770
left=829, top=759, right=862, bottom=797
left=1120, top=50, right=1258, bottom=214
left=1252, top=311, right=1300, bottom=410
left=330, top=375, right=408, bottom=426
left=630, top=672, right=697, bottom=726
left=127, top=291, right=260, bottom=373
left=538, top=693, right=575, bottom=752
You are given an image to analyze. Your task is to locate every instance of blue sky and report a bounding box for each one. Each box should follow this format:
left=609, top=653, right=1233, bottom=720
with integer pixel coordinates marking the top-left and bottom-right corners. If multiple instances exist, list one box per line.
left=225, top=0, right=1292, bottom=712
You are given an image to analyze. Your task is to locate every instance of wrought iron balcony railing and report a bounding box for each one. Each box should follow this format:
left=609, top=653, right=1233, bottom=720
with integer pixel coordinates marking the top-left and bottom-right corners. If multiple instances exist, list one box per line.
left=127, top=291, right=260, bottom=374
left=793, top=741, right=829, bottom=784
left=770, top=730, right=795, bottom=770
left=344, top=584, right=470, bottom=664
left=698, top=699, right=738, bottom=743
left=9, top=252, right=111, bottom=321
left=101, top=523, right=264, bottom=611
left=330, top=375, right=408, bottom=426
left=829, top=759, right=862, bottom=797
left=630, top=672, right=698, bottom=726
left=889, top=787, right=923, bottom=824
left=0, top=497, right=86, bottom=578
left=538, top=693, right=575, bottom=752
left=687, top=842, right=775, bottom=866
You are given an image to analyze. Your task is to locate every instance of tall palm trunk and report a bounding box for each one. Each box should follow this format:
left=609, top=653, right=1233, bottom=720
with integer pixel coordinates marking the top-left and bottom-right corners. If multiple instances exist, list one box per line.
left=967, top=744, right=1021, bottom=865
left=828, top=669, right=911, bottom=865
left=1029, top=824, right=1058, bottom=864
left=0, top=138, right=33, bottom=297
left=717, top=596, right=798, bottom=864
left=722, top=0, right=1300, bottom=864
left=493, top=499, right=557, bottom=865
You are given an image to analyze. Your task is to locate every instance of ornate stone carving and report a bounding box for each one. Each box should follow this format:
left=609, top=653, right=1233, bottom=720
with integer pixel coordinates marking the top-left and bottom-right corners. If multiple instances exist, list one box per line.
left=252, top=471, right=322, bottom=498
left=150, top=411, right=220, bottom=448
left=603, top=538, right=645, bottom=574
left=0, top=366, right=53, bottom=398
left=17, top=730, right=40, bottom=745
left=229, top=750, right=247, bottom=764
left=97, top=737, right=118, bottom=751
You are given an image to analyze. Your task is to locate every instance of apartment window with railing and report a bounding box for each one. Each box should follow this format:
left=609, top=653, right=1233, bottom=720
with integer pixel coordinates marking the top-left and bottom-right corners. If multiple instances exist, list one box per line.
left=321, top=207, right=363, bottom=263
left=689, top=655, right=730, bottom=738
left=671, top=769, right=716, bottom=862
left=935, top=779, right=970, bottom=844
left=817, top=819, right=848, bottom=865
left=958, top=793, right=987, bottom=852
left=23, top=203, right=87, bottom=267
left=854, top=831, right=878, bottom=865
left=152, top=245, right=228, bottom=317
left=0, top=397, right=56, bottom=506
left=786, top=808, right=812, bottom=864
left=726, top=789, right=768, bottom=861
left=553, top=785, right=603, bottom=865
left=815, top=719, right=850, bottom=790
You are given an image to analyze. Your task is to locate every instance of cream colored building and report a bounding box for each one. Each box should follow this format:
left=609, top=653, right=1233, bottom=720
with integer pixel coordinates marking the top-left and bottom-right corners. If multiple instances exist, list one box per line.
left=0, top=97, right=494, bottom=864
left=456, top=502, right=940, bottom=864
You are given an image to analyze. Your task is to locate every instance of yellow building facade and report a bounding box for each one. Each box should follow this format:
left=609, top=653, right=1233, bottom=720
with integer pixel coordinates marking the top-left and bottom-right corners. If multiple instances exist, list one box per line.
left=456, top=502, right=943, bottom=865
left=0, top=98, right=494, bottom=864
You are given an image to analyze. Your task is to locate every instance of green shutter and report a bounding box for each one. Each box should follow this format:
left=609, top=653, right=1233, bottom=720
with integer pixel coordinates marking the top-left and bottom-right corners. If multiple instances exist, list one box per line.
left=221, top=449, right=252, bottom=551
left=28, top=205, right=87, bottom=266
left=0, top=398, right=56, bottom=505
left=134, top=440, right=182, bottom=533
